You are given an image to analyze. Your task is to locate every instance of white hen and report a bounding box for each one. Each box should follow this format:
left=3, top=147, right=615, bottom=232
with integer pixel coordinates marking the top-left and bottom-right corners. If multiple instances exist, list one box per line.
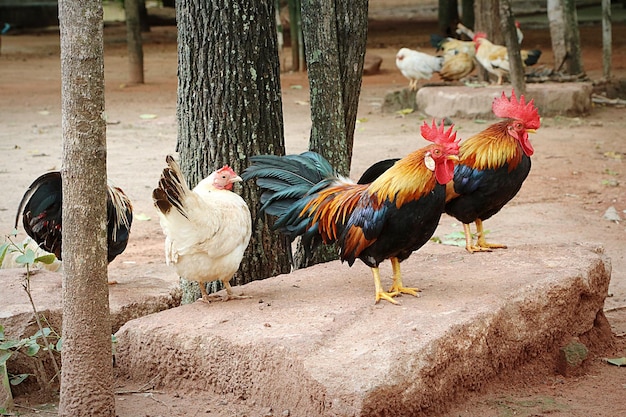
left=153, top=155, right=252, bottom=301
left=395, top=47, right=444, bottom=91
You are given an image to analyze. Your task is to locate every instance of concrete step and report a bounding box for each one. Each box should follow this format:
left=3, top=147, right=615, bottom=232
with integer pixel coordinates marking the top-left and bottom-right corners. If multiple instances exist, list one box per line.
left=114, top=242, right=610, bottom=416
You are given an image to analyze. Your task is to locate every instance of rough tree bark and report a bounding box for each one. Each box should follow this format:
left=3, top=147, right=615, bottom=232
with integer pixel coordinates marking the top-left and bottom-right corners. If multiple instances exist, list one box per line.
left=601, top=0, right=611, bottom=79
left=438, top=0, right=459, bottom=37
left=547, top=0, right=584, bottom=75
left=293, top=0, right=368, bottom=268
left=499, top=0, right=525, bottom=94
left=175, top=0, right=291, bottom=302
left=125, top=0, right=144, bottom=84
left=474, top=0, right=501, bottom=82
left=58, top=1, right=114, bottom=415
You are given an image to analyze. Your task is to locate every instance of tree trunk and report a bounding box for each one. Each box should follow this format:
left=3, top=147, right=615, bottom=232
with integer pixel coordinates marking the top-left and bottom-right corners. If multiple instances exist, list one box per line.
left=601, top=0, right=611, bottom=80
left=499, top=0, right=525, bottom=94
left=175, top=0, right=291, bottom=302
left=291, top=0, right=366, bottom=269
left=547, top=0, right=585, bottom=75
left=460, top=0, right=474, bottom=30
left=58, top=1, right=114, bottom=415
left=474, top=0, right=501, bottom=82
left=438, top=0, right=459, bottom=37
left=125, top=0, right=144, bottom=84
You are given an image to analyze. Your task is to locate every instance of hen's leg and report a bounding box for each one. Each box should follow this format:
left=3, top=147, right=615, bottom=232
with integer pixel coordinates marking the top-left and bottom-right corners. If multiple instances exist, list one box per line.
left=475, top=219, right=507, bottom=250
left=388, top=257, right=420, bottom=297
left=218, top=280, right=251, bottom=301
left=372, top=267, right=400, bottom=305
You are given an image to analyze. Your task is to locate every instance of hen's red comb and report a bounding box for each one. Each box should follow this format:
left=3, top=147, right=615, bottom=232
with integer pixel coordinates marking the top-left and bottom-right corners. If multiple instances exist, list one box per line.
left=473, top=31, right=487, bottom=41
left=216, top=165, right=237, bottom=176
left=492, top=90, right=541, bottom=129
left=420, top=119, right=459, bottom=144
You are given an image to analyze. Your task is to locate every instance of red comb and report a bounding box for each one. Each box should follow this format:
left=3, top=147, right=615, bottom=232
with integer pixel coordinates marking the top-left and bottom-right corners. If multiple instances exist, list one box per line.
left=216, top=165, right=237, bottom=175
left=473, top=31, right=487, bottom=41
left=420, top=119, right=458, bottom=144
left=492, top=90, right=541, bottom=129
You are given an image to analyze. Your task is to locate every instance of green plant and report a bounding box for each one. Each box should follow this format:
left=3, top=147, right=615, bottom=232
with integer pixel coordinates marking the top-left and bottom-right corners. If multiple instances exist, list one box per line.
left=0, top=232, right=62, bottom=410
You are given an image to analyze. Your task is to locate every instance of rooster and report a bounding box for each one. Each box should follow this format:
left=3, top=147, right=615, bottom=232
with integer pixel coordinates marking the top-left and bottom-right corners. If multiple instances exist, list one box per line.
left=242, top=120, right=460, bottom=305
left=445, top=90, right=541, bottom=252
left=355, top=91, right=541, bottom=254
left=152, top=155, right=252, bottom=302
left=15, top=171, right=133, bottom=263
left=473, top=32, right=542, bottom=85
left=395, top=47, right=444, bottom=90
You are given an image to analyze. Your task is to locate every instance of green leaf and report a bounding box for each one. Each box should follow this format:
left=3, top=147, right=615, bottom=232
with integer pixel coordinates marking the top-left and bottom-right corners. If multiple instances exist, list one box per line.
left=34, top=254, right=57, bottom=265
left=15, top=248, right=36, bottom=265
left=0, top=325, right=4, bottom=340
left=55, top=338, right=63, bottom=352
left=0, top=242, right=10, bottom=266
left=134, top=213, right=151, bottom=221
left=31, top=328, right=51, bottom=340
left=24, top=342, right=40, bottom=356
left=0, top=351, right=12, bottom=365
left=9, top=373, right=29, bottom=385
left=0, top=340, right=22, bottom=350
left=605, top=357, right=626, bottom=366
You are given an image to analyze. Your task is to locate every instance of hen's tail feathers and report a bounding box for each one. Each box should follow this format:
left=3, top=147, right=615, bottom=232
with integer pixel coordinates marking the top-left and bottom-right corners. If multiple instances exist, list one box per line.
left=107, top=185, right=133, bottom=263
left=15, top=171, right=63, bottom=260
left=523, top=49, right=542, bottom=66
left=153, top=155, right=191, bottom=219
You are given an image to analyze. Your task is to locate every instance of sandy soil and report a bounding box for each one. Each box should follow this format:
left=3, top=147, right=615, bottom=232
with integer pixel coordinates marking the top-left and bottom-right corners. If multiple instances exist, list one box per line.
left=1, top=17, right=626, bottom=417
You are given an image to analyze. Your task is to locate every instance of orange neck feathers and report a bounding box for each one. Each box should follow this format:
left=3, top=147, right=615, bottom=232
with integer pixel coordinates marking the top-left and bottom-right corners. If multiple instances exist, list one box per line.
left=460, top=121, right=524, bottom=171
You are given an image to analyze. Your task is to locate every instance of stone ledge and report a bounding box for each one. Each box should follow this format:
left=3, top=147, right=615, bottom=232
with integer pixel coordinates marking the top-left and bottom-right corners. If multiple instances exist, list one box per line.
left=414, top=83, right=593, bottom=118
left=114, top=242, right=611, bottom=417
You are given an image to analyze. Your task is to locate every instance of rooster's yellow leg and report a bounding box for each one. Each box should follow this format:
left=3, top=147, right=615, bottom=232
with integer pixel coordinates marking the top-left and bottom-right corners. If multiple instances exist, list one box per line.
left=463, top=222, right=492, bottom=253
left=475, top=219, right=507, bottom=250
left=388, top=257, right=420, bottom=297
left=372, top=267, right=400, bottom=305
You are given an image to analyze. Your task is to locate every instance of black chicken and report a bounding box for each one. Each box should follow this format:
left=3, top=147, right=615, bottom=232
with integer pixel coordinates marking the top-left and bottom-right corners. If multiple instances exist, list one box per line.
left=15, top=171, right=133, bottom=263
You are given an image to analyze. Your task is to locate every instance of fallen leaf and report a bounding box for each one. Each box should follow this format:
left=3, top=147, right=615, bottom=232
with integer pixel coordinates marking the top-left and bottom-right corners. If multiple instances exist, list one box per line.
left=139, top=114, right=157, bottom=120
left=604, top=357, right=626, bottom=366
left=134, top=213, right=151, bottom=221
left=395, top=108, right=414, bottom=116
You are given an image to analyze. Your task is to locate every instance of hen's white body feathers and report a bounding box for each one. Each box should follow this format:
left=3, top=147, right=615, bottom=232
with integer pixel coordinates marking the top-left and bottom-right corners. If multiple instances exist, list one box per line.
left=395, top=47, right=444, bottom=90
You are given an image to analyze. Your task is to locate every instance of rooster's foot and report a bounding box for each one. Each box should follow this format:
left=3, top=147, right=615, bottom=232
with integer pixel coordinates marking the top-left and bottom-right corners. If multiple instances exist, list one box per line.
left=388, top=285, right=421, bottom=297
left=375, top=290, right=401, bottom=305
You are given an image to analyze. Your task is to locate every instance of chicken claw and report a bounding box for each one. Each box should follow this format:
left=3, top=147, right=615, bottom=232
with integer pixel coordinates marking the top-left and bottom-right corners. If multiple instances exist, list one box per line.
left=388, top=257, right=421, bottom=297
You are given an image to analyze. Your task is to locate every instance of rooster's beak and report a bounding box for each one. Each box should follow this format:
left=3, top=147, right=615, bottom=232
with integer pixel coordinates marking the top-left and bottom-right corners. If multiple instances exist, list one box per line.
left=527, top=129, right=537, bottom=134
left=447, top=155, right=460, bottom=162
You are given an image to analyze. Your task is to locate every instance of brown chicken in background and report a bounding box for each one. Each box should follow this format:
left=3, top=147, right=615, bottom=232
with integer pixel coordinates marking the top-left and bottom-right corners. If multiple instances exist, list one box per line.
left=473, top=32, right=542, bottom=85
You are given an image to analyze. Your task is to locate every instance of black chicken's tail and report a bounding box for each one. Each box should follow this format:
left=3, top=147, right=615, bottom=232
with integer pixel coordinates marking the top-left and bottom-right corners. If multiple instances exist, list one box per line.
left=523, top=49, right=542, bottom=66
left=242, top=151, right=337, bottom=240
left=16, top=170, right=133, bottom=263
left=15, top=171, right=63, bottom=260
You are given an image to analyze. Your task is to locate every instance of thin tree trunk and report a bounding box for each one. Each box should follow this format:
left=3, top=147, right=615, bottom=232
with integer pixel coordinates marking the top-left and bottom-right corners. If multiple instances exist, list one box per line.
left=500, top=0, right=525, bottom=94
left=58, top=0, right=114, bottom=415
left=602, top=0, right=612, bottom=80
left=460, top=0, right=474, bottom=30
left=175, top=0, right=291, bottom=302
left=438, top=0, right=459, bottom=37
left=294, top=0, right=367, bottom=268
left=125, top=0, right=144, bottom=84
left=474, top=0, right=501, bottom=82
left=547, top=0, right=584, bottom=75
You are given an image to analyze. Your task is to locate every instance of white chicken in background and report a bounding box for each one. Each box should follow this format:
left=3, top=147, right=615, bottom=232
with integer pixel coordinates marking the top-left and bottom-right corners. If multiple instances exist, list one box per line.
left=152, top=155, right=252, bottom=302
left=395, top=47, right=444, bottom=91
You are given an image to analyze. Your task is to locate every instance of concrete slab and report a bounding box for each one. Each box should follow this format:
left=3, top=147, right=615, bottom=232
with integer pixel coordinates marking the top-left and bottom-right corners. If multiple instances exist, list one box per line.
left=114, top=242, right=611, bottom=417
left=414, top=83, right=593, bottom=119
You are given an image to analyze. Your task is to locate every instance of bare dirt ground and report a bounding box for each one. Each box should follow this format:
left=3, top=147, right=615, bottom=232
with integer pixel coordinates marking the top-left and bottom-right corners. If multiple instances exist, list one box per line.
left=1, top=16, right=626, bottom=417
